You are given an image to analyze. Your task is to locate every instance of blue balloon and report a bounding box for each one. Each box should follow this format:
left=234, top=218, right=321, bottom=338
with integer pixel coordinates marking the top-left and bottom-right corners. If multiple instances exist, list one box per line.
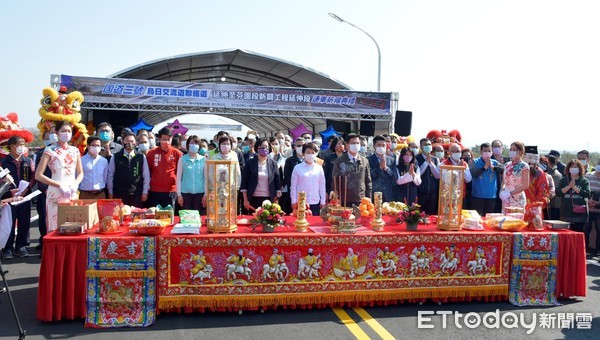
left=318, top=126, right=340, bottom=151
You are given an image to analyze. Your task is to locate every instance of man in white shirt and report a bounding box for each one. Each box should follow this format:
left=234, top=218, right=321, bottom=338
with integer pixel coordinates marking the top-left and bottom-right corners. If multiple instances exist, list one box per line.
left=442, top=143, right=473, bottom=207
left=79, top=136, right=108, bottom=199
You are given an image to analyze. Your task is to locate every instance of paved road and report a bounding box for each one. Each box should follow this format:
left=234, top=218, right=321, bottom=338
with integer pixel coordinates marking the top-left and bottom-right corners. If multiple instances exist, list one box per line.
left=1, top=219, right=599, bottom=340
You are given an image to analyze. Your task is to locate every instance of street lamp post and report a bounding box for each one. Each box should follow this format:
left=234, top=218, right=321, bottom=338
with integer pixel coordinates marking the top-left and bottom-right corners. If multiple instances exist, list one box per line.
left=328, top=12, right=381, bottom=92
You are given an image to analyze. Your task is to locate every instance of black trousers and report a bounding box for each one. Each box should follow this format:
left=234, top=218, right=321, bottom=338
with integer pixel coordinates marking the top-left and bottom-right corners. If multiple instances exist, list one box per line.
left=116, top=194, right=143, bottom=209
left=36, top=191, right=47, bottom=245
left=418, top=192, right=438, bottom=216
left=4, top=201, right=31, bottom=252
left=182, top=193, right=205, bottom=214
left=245, top=196, right=270, bottom=215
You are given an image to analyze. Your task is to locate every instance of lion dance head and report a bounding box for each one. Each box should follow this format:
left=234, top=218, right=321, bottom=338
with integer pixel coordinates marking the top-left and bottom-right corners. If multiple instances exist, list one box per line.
left=0, top=112, right=34, bottom=158
left=426, top=129, right=464, bottom=156
left=37, top=86, right=88, bottom=154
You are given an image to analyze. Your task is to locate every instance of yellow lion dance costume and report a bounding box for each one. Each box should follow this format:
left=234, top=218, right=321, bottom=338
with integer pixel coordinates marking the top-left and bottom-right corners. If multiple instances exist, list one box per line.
left=37, top=86, right=88, bottom=154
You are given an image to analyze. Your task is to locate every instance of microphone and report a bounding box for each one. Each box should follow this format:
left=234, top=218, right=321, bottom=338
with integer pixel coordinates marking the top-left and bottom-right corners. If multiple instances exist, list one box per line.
left=0, top=168, right=15, bottom=187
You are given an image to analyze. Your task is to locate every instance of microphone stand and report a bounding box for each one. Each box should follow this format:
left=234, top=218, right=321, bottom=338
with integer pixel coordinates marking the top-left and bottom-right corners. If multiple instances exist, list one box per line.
left=0, top=177, right=26, bottom=339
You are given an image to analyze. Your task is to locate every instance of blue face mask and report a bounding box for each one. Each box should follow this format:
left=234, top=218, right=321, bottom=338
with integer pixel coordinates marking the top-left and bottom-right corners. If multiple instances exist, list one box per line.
left=423, top=145, right=432, bottom=154
left=198, top=147, right=207, bottom=156
left=360, top=146, right=366, bottom=153
left=188, top=144, right=200, bottom=154
left=242, top=145, right=250, bottom=153
left=99, top=131, right=111, bottom=143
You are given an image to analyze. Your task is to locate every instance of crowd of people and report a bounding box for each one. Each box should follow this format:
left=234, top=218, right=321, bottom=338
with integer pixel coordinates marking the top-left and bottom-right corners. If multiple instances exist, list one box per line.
left=0, top=122, right=599, bottom=260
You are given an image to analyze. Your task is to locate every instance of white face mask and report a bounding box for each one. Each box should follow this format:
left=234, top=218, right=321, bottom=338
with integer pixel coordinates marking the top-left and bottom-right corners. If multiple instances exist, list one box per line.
left=509, top=150, right=518, bottom=159
left=375, top=146, right=386, bottom=155
left=493, top=147, right=502, bottom=155
left=48, top=133, right=58, bottom=144
left=58, top=131, right=72, bottom=143
left=451, top=152, right=461, bottom=161
left=390, top=143, right=397, bottom=151
left=349, top=143, right=360, bottom=153
left=304, top=153, right=316, bottom=163
left=569, top=168, right=580, bottom=175
left=220, top=144, right=231, bottom=153
left=88, top=145, right=101, bottom=156
left=579, top=159, right=588, bottom=166
left=15, top=146, right=26, bottom=155
left=231, top=142, right=237, bottom=150
left=295, top=146, right=303, bottom=155
left=435, top=151, right=445, bottom=159
left=137, top=143, right=149, bottom=152
left=482, top=151, right=492, bottom=159
left=410, top=148, right=419, bottom=155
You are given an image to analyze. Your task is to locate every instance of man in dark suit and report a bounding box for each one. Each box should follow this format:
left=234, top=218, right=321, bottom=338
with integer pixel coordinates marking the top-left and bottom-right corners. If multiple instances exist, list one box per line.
left=368, top=135, right=398, bottom=203
left=240, top=137, right=282, bottom=214
left=332, top=133, right=372, bottom=207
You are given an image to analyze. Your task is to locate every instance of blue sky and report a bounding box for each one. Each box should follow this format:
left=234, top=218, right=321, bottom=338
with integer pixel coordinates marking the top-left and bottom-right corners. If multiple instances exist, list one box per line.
left=1, top=0, right=599, bottom=153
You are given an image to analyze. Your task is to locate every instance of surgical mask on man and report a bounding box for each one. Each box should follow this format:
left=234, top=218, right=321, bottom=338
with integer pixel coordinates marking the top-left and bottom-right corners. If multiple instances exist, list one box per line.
left=137, top=143, right=149, bottom=152
left=391, top=143, right=397, bottom=151
left=99, top=131, right=111, bottom=143
left=493, top=147, right=502, bottom=155
left=360, top=146, right=366, bottom=154
left=569, top=167, right=580, bottom=175
left=579, top=159, right=588, bottom=166
left=295, top=146, right=303, bottom=155
left=199, top=147, right=207, bottom=156
left=348, top=143, right=360, bottom=154
left=88, top=145, right=101, bottom=156
left=375, top=146, right=386, bottom=155
left=242, top=145, right=250, bottom=153
left=482, top=151, right=492, bottom=160
left=149, top=139, right=156, bottom=148
left=509, top=151, right=518, bottom=159
left=422, top=145, right=432, bottom=154
left=435, top=151, right=445, bottom=159
left=451, top=153, right=461, bottom=161
left=49, top=133, right=58, bottom=144
left=16, top=146, right=26, bottom=155
left=188, top=144, right=200, bottom=154
left=410, top=148, right=419, bottom=156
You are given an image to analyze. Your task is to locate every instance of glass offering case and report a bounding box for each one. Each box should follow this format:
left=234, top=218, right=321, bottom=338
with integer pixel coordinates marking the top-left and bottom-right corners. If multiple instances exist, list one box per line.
left=205, top=160, right=238, bottom=233
left=437, top=165, right=465, bottom=231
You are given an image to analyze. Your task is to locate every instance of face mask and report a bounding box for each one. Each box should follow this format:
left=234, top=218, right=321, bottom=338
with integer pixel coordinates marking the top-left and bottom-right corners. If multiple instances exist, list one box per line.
left=137, top=143, right=149, bottom=152
left=482, top=151, right=492, bottom=159
left=360, top=146, right=366, bottom=153
left=391, top=143, right=397, bottom=151
left=49, top=133, right=58, bottom=144
left=493, top=147, right=502, bottom=155
left=242, top=145, right=250, bottom=153
left=59, top=132, right=72, bottom=143
left=258, top=148, right=269, bottom=157
left=199, top=147, right=207, bottom=156
left=463, top=157, right=471, bottom=163
left=232, top=143, right=238, bottom=150
left=349, top=143, right=360, bottom=153
left=403, top=155, right=413, bottom=163
left=451, top=153, right=461, bottom=161
left=99, top=131, right=111, bottom=143
left=304, top=138, right=312, bottom=143
left=411, top=148, right=419, bottom=155
left=220, top=144, right=231, bottom=153
left=16, top=146, right=26, bottom=155
left=579, top=159, right=588, bottom=166
left=304, top=153, right=316, bottom=163
left=43, top=139, right=52, bottom=147
left=188, top=144, right=200, bottom=153
left=422, top=145, right=432, bottom=154
left=160, top=140, right=170, bottom=148
left=375, top=146, right=386, bottom=155
left=569, top=168, right=580, bottom=175
left=435, top=151, right=445, bottom=159
left=149, top=139, right=156, bottom=148
left=509, top=150, right=518, bottom=159
left=88, top=146, right=100, bottom=155
left=295, top=146, right=303, bottom=155
left=278, top=138, right=285, bottom=146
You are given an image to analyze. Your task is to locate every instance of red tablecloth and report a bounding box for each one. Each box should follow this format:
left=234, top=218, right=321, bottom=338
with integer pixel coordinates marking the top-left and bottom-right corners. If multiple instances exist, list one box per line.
left=36, top=217, right=587, bottom=321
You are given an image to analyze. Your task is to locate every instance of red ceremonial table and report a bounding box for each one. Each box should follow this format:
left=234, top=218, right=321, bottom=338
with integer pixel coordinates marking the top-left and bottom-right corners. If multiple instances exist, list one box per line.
left=36, top=216, right=587, bottom=321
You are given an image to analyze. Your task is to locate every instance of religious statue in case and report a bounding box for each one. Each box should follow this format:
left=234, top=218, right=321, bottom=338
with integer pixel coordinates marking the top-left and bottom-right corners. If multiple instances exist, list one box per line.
left=437, top=165, right=465, bottom=231
left=205, top=160, right=238, bottom=233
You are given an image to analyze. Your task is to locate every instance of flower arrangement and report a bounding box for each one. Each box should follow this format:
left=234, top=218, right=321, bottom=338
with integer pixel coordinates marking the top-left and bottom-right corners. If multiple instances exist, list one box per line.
left=396, top=202, right=427, bottom=225
left=250, top=200, right=285, bottom=232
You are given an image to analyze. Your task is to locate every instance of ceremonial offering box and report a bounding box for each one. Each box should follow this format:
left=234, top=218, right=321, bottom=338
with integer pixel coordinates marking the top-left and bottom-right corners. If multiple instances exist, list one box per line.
left=437, top=165, right=464, bottom=231
left=58, top=222, right=87, bottom=235
left=205, top=160, right=238, bottom=233
left=58, top=199, right=99, bottom=230
left=155, top=206, right=174, bottom=224
left=543, top=220, right=571, bottom=230
left=172, top=210, right=201, bottom=234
